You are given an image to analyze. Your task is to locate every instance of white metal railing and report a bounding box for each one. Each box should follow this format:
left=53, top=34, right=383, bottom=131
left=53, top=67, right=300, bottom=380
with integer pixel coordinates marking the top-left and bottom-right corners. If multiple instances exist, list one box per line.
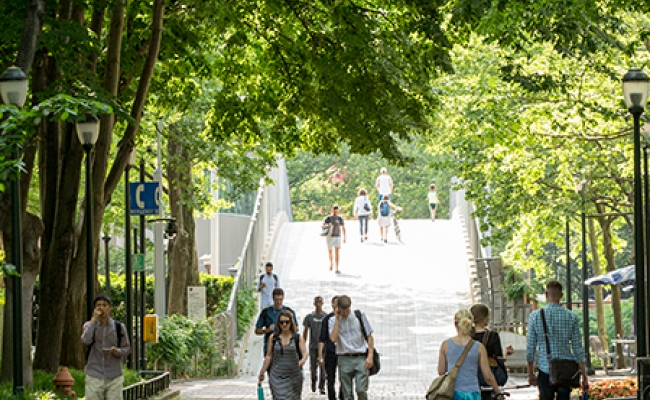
left=222, top=160, right=292, bottom=375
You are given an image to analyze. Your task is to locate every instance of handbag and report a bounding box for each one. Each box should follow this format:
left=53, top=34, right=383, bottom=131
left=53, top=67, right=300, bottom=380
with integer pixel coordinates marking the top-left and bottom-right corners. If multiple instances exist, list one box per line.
left=363, top=196, right=371, bottom=212
left=425, top=340, right=475, bottom=400
left=355, top=310, right=380, bottom=376
left=320, top=224, right=331, bottom=236
left=540, top=309, right=581, bottom=389
left=477, top=330, right=508, bottom=387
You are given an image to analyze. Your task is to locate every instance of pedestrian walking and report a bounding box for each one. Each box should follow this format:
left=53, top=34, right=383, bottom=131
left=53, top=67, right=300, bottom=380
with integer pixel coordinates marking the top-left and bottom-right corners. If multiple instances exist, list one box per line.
left=322, top=205, right=346, bottom=274
left=81, top=294, right=131, bottom=400
left=428, top=184, right=440, bottom=222
left=303, top=296, right=328, bottom=394
left=375, top=167, right=393, bottom=200
left=377, top=195, right=401, bottom=243
left=526, top=281, right=587, bottom=400
left=258, top=261, right=280, bottom=309
left=437, top=309, right=503, bottom=400
left=255, top=288, right=298, bottom=356
left=470, top=304, right=514, bottom=400
left=319, top=296, right=344, bottom=400
left=258, top=310, right=308, bottom=400
left=353, top=189, right=372, bottom=242
left=329, top=295, right=374, bottom=400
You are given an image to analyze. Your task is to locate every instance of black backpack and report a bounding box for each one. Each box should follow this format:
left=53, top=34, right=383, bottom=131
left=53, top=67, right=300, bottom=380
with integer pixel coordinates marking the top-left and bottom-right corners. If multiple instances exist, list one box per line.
left=259, top=273, right=278, bottom=286
left=86, top=320, right=124, bottom=361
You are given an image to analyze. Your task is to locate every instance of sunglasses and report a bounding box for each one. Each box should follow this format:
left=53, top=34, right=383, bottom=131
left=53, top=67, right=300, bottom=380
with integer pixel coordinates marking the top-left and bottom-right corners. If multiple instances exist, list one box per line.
left=279, top=320, right=291, bottom=325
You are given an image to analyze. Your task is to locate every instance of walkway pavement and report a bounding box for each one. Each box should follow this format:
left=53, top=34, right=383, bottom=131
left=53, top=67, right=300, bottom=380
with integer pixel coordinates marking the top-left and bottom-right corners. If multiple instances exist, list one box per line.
left=173, top=217, right=559, bottom=399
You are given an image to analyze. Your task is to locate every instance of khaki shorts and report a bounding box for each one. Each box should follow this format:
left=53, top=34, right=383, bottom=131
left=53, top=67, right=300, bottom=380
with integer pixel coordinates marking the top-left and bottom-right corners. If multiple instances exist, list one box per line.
left=327, top=236, right=342, bottom=249
left=85, top=374, right=124, bottom=400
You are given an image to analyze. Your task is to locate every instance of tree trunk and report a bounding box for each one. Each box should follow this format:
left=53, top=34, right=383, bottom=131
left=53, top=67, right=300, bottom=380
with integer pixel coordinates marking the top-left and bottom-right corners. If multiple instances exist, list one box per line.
left=587, top=214, right=608, bottom=366
left=167, top=132, right=194, bottom=315
left=0, top=213, right=43, bottom=385
left=596, top=203, right=626, bottom=368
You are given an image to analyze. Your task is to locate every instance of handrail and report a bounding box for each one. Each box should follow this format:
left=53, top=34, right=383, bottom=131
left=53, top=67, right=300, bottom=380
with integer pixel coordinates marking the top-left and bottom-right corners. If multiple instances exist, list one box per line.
left=226, top=178, right=266, bottom=340
left=122, top=371, right=170, bottom=400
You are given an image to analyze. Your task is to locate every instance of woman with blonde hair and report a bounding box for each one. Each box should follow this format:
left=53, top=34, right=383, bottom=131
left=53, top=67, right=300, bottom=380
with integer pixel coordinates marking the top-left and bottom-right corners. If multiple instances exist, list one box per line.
left=259, top=310, right=308, bottom=399
left=437, top=310, right=504, bottom=400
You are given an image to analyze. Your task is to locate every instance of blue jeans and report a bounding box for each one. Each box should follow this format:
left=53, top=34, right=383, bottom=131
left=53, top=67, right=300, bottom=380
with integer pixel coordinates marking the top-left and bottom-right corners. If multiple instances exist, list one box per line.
left=537, top=371, right=571, bottom=400
left=358, top=215, right=369, bottom=235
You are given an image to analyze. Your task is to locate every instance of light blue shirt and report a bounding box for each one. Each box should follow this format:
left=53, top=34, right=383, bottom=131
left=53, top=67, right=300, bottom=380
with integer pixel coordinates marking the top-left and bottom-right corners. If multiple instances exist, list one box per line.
left=526, top=303, right=586, bottom=374
left=328, top=310, right=373, bottom=355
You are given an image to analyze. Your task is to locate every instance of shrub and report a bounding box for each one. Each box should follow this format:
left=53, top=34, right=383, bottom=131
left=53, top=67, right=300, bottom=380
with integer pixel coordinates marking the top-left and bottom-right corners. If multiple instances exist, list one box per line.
left=0, top=367, right=141, bottom=399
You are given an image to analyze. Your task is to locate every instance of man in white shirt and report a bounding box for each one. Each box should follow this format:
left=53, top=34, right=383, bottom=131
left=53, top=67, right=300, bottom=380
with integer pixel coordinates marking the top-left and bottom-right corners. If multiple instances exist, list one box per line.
left=257, top=262, right=279, bottom=309
left=375, top=167, right=393, bottom=200
left=329, top=295, right=374, bottom=400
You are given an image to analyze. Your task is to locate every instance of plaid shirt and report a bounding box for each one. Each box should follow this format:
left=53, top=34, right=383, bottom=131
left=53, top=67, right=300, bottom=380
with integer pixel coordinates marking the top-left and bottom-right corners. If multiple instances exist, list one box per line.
left=526, top=302, right=586, bottom=374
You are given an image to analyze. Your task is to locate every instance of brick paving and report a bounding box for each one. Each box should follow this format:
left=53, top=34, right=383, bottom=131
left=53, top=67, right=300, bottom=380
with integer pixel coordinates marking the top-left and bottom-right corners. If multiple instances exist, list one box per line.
left=172, top=217, right=633, bottom=399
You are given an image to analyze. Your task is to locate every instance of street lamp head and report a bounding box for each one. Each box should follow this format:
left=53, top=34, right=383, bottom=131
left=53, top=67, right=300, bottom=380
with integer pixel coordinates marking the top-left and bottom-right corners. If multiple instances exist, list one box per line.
left=164, top=219, right=178, bottom=240
left=76, top=114, right=100, bottom=148
left=0, top=66, right=28, bottom=107
left=622, top=68, right=650, bottom=111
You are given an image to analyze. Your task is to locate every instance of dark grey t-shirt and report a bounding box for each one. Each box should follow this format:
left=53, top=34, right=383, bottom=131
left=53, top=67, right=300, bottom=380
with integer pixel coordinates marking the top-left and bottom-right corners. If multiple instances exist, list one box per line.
left=324, top=215, right=344, bottom=237
left=303, top=312, right=328, bottom=350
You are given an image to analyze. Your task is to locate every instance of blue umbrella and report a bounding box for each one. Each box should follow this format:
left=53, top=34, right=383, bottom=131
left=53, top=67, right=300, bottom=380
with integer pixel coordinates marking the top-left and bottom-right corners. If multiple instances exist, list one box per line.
left=583, top=265, right=635, bottom=286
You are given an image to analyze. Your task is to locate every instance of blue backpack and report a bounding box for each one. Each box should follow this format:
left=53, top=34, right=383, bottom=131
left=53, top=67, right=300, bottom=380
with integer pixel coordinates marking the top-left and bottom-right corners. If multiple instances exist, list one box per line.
left=380, top=201, right=390, bottom=217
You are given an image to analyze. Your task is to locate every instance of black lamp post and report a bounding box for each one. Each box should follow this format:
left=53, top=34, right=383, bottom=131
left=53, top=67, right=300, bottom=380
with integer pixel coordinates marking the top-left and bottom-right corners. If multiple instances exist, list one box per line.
left=102, top=234, right=111, bottom=296
left=124, top=149, right=136, bottom=368
left=622, top=67, right=649, bottom=398
left=76, top=114, right=100, bottom=321
left=566, top=217, right=572, bottom=310
left=576, top=180, right=594, bottom=375
left=0, top=65, right=28, bottom=396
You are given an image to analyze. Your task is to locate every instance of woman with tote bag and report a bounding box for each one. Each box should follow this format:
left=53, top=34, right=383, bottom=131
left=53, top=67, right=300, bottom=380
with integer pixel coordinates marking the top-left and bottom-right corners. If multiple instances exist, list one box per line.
left=430, top=310, right=504, bottom=400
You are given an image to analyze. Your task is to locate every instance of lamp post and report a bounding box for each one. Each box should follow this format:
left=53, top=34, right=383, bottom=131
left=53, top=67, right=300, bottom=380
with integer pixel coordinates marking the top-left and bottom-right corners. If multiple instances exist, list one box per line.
left=76, top=114, right=100, bottom=320
left=124, top=149, right=136, bottom=368
left=102, top=234, right=111, bottom=296
left=622, top=67, right=649, bottom=399
left=0, top=65, right=28, bottom=396
left=576, top=180, right=594, bottom=375
left=566, top=217, right=572, bottom=310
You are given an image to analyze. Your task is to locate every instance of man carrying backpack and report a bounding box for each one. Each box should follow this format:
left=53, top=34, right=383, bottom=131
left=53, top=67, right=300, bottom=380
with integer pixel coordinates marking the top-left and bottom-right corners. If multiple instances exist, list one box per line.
left=258, top=261, right=280, bottom=309
left=255, top=288, right=298, bottom=356
left=81, top=294, right=131, bottom=400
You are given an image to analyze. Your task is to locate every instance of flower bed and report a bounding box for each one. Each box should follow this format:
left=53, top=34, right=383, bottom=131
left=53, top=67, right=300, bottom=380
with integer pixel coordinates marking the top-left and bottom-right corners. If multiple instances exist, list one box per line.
left=574, top=377, right=637, bottom=400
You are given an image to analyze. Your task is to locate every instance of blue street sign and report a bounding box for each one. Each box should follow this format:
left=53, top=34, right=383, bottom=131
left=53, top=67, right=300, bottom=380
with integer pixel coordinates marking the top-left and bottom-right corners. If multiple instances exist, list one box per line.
left=129, top=182, right=161, bottom=215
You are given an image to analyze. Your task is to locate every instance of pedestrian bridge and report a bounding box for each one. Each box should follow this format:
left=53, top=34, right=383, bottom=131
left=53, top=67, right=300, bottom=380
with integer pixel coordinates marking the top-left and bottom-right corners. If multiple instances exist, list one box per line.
left=174, top=171, right=532, bottom=399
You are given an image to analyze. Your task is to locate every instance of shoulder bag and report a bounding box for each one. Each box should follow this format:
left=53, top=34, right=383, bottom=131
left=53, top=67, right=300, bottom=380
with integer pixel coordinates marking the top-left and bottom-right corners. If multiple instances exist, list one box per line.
left=355, top=310, right=380, bottom=375
left=541, top=309, right=581, bottom=388
left=321, top=216, right=332, bottom=237
left=425, top=340, right=475, bottom=400
left=477, top=330, right=508, bottom=387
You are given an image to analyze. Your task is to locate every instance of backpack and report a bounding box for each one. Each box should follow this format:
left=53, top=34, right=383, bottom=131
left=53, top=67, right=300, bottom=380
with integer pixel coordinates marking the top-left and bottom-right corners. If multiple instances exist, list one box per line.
left=86, top=320, right=124, bottom=361
left=363, top=196, right=370, bottom=212
left=259, top=273, right=278, bottom=286
left=379, top=201, right=390, bottom=217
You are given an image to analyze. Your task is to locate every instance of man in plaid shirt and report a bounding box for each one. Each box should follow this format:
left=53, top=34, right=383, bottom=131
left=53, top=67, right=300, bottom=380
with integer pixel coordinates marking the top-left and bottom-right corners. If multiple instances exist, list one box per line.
left=526, top=281, right=587, bottom=400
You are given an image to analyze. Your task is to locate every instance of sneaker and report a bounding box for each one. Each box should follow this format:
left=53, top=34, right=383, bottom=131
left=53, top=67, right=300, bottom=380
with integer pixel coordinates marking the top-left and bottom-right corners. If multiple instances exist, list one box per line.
left=320, top=390, right=326, bottom=395
left=360, top=237, right=364, bottom=242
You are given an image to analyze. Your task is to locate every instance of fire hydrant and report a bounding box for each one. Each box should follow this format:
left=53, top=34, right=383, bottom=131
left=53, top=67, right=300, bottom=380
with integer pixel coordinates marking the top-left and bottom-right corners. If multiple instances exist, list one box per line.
left=53, top=366, right=77, bottom=397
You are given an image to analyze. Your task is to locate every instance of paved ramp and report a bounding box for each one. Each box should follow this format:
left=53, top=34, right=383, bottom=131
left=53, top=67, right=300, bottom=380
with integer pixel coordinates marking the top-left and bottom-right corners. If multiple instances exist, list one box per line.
left=175, top=216, right=489, bottom=399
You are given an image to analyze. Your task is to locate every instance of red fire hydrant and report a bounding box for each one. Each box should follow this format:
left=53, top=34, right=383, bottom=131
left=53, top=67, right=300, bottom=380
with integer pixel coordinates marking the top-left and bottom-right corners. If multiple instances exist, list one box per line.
left=53, top=366, right=77, bottom=397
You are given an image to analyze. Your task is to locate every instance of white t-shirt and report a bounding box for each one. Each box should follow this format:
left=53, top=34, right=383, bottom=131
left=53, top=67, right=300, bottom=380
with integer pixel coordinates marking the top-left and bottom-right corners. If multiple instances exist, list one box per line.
left=258, top=273, right=279, bottom=308
left=376, top=174, right=393, bottom=195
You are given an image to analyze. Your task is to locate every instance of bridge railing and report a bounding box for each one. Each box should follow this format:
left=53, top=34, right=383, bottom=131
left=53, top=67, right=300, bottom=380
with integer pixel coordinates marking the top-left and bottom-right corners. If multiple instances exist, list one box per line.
left=450, top=187, right=530, bottom=333
left=222, top=160, right=292, bottom=376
